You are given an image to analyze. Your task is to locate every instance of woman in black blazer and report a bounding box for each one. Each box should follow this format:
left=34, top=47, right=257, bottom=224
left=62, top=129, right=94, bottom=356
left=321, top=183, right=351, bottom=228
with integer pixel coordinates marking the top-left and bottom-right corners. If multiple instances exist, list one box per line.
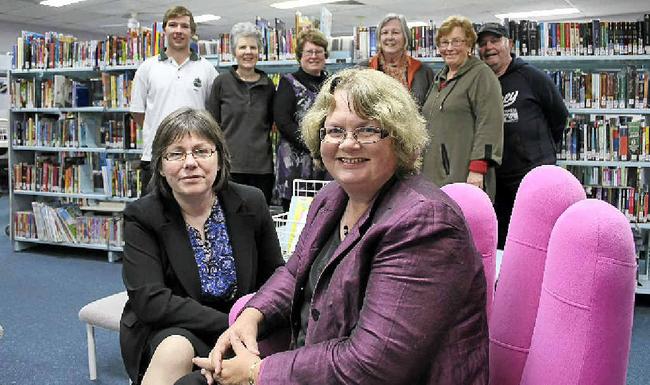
left=119, top=107, right=284, bottom=385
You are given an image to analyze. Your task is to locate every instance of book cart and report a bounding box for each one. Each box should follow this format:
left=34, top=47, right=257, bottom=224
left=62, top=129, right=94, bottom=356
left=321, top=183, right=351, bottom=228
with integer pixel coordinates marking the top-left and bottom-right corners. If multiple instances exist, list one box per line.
left=273, top=179, right=330, bottom=260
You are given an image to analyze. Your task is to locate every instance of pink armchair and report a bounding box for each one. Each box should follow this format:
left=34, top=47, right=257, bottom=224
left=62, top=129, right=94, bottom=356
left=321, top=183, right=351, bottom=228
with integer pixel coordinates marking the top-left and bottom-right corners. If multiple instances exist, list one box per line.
left=489, top=165, right=586, bottom=385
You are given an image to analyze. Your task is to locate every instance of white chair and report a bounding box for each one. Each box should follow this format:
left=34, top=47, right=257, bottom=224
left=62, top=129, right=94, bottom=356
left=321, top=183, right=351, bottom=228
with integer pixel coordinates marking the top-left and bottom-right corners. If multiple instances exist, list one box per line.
left=78, top=291, right=128, bottom=380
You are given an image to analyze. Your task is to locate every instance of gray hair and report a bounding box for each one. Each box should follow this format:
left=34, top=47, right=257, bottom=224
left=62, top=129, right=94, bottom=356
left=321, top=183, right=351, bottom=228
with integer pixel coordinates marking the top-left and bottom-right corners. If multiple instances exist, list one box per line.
left=377, top=13, right=411, bottom=51
left=230, top=22, right=263, bottom=56
left=149, top=108, right=231, bottom=199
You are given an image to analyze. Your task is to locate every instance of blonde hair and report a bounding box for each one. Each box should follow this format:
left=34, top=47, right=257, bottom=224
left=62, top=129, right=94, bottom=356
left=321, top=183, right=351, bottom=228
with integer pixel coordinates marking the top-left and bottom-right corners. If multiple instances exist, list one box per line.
left=301, top=68, right=429, bottom=176
left=436, top=15, right=477, bottom=48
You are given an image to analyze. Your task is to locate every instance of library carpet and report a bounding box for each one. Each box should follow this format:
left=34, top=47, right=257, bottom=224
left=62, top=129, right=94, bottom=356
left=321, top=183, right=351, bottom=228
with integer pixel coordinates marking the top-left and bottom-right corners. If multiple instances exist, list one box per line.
left=0, top=195, right=649, bottom=384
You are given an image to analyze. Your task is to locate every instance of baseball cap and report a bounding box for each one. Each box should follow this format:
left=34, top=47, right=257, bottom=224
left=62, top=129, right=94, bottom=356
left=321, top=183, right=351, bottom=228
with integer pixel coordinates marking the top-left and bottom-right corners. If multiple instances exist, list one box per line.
left=478, top=23, right=507, bottom=38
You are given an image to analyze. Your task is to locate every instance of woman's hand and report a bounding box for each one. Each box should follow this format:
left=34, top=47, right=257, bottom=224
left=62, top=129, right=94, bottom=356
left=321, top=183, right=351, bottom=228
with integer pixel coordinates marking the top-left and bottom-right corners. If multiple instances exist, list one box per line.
left=193, top=307, right=263, bottom=384
left=467, top=171, right=484, bottom=190
left=206, top=308, right=264, bottom=374
left=217, top=335, right=262, bottom=385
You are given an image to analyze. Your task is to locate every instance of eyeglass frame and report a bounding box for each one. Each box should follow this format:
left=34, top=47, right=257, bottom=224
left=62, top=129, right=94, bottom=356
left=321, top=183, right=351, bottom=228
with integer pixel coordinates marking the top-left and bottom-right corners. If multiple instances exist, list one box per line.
left=319, top=126, right=390, bottom=145
left=303, top=49, right=326, bottom=57
left=438, top=38, right=467, bottom=48
left=163, top=148, right=217, bottom=162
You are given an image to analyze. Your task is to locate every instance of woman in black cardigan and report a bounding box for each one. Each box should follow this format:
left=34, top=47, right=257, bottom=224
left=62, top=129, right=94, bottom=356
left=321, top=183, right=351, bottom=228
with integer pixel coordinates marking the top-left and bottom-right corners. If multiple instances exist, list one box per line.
left=119, top=108, right=284, bottom=385
left=273, top=29, right=329, bottom=212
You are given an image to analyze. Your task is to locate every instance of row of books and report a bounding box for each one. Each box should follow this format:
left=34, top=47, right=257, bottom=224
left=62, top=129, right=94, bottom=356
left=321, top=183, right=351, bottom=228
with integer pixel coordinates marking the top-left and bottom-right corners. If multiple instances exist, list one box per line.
left=568, top=165, right=643, bottom=189
left=99, top=157, right=142, bottom=198
left=354, top=22, right=439, bottom=60
left=352, top=17, right=650, bottom=60
left=504, top=16, right=650, bottom=57
left=590, top=186, right=649, bottom=223
left=9, top=72, right=133, bottom=109
left=548, top=68, right=650, bottom=109
left=13, top=155, right=142, bottom=198
left=558, top=116, right=650, bottom=162
left=11, top=16, right=650, bottom=73
left=200, top=17, right=301, bottom=63
left=13, top=154, right=90, bottom=194
left=12, top=114, right=142, bottom=150
left=15, top=204, right=123, bottom=246
left=12, top=24, right=166, bottom=70
left=568, top=165, right=649, bottom=222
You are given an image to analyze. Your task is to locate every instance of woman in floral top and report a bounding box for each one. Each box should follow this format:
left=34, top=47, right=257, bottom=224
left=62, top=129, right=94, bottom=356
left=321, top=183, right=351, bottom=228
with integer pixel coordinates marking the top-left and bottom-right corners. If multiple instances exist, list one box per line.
left=119, top=107, right=284, bottom=385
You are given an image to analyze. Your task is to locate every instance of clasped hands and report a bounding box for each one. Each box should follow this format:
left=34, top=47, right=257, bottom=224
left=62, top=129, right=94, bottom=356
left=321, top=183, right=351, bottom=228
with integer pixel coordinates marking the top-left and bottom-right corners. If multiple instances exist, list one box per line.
left=193, top=308, right=264, bottom=385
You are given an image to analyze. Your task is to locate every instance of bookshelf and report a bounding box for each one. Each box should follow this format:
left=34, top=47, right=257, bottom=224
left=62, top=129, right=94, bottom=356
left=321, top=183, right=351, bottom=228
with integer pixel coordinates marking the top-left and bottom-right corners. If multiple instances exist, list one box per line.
left=8, top=63, right=142, bottom=262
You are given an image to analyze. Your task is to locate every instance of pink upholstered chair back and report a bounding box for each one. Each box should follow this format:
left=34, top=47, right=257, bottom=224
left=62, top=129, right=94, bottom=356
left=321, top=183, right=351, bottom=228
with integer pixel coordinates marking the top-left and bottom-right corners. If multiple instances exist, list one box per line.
left=520, top=199, right=636, bottom=385
left=441, top=183, right=497, bottom=318
left=229, top=293, right=255, bottom=325
left=489, top=165, right=586, bottom=385
left=228, top=293, right=290, bottom=356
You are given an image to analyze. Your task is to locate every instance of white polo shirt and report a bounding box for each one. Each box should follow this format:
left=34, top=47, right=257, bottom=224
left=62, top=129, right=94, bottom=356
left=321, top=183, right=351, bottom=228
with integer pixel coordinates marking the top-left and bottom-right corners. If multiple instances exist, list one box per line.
left=130, top=50, right=218, bottom=161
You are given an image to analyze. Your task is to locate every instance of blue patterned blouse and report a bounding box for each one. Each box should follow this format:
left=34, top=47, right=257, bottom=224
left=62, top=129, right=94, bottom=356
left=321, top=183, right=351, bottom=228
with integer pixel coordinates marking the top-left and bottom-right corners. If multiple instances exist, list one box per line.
left=186, top=198, right=237, bottom=300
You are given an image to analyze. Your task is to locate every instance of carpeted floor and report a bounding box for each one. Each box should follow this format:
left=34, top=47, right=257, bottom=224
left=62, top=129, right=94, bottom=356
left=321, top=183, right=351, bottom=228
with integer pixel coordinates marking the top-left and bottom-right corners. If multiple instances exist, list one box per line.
left=0, top=194, right=649, bottom=384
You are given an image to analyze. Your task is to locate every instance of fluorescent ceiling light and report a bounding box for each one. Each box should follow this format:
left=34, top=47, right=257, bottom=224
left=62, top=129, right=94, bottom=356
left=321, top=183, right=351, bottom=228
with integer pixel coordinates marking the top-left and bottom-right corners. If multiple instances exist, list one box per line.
left=270, top=0, right=346, bottom=9
left=495, top=8, right=580, bottom=20
left=40, top=0, right=87, bottom=7
left=194, top=14, right=221, bottom=23
left=408, top=21, right=429, bottom=28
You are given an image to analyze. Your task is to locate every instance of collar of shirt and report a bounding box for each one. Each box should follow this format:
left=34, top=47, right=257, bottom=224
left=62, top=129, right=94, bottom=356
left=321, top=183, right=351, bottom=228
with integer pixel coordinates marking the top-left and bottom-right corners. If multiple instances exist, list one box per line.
left=158, top=48, right=200, bottom=63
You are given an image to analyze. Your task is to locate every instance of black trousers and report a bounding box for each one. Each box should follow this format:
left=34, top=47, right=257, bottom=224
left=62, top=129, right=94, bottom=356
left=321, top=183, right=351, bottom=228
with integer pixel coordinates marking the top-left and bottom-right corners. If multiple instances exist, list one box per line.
left=139, top=160, right=153, bottom=196
left=231, top=173, right=274, bottom=205
left=494, top=175, right=523, bottom=249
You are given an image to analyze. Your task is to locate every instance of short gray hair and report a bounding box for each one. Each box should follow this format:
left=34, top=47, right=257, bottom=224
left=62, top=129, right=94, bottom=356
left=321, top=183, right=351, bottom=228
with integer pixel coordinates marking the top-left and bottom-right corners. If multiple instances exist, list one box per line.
left=230, top=22, right=263, bottom=56
left=377, top=13, right=411, bottom=51
left=149, top=108, right=231, bottom=198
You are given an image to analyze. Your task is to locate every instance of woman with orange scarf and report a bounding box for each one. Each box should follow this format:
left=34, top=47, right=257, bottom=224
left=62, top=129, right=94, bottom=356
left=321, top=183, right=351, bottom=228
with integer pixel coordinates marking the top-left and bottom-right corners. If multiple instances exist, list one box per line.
left=359, top=13, right=434, bottom=108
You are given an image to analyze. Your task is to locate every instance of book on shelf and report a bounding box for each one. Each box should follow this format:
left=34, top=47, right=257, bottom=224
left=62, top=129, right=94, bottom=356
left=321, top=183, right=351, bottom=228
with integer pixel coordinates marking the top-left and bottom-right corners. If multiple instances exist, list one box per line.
left=548, top=67, right=650, bottom=110
left=11, top=23, right=166, bottom=69
left=22, top=201, right=123, bottom=246
left=559, top=116, right=650, bottom=162
left=500, top=16, right=650, bottom=56
left=566, top=165, right=650, bottom=222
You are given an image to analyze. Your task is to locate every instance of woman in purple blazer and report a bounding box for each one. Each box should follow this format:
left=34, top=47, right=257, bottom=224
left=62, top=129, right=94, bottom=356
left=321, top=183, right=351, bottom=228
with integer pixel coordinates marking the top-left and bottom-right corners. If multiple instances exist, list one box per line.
left=185, top=68, right=489, bottom=384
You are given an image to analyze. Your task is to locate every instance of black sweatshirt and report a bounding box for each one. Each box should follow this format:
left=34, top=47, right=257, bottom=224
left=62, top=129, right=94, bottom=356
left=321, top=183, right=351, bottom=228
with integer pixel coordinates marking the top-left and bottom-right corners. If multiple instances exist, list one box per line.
left=497, top=54, right=569, bottom=178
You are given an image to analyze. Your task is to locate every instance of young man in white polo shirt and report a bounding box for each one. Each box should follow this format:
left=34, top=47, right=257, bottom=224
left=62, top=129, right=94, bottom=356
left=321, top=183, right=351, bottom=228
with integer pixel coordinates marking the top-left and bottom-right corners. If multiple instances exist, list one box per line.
left=130, top=5, right=218, bottom=192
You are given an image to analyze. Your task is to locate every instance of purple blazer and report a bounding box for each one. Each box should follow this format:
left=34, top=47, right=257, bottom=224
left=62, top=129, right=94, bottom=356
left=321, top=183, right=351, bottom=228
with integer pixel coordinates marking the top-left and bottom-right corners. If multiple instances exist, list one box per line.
left=247, top=174, right=488, bottom=384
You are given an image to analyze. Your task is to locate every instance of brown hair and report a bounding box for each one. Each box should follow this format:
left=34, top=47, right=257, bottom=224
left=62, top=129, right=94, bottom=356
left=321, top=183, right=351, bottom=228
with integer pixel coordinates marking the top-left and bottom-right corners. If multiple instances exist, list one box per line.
left=295, top=29, right=328, bottom=62
left=163, top=6, right=196, bottom=35
left=149, top=108, right=231, bottom=198
left=436, top=15, right=477, bottom=48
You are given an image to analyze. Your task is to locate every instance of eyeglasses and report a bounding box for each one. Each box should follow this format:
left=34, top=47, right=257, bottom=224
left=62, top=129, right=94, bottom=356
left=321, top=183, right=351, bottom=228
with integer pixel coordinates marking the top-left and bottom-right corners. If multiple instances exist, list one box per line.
left=319, top=126, right=389, bottom=145
left=303, top=49, right=325, bottom=57
left=163, top=148, right=216, bottom=162
left=438, top=39, right=467, bottom=48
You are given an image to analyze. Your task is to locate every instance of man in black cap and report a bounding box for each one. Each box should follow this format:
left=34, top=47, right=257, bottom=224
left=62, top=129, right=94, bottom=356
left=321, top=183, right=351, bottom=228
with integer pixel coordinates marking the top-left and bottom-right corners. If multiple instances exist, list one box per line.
left=477, top=22, right=569, bottom=249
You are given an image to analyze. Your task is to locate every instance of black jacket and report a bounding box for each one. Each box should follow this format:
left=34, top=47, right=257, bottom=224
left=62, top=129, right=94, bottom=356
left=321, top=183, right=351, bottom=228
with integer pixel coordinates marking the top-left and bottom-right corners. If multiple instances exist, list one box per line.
left=497, top=54, right=569, bottom=178
left=119, top=183, right=284, bottom=383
